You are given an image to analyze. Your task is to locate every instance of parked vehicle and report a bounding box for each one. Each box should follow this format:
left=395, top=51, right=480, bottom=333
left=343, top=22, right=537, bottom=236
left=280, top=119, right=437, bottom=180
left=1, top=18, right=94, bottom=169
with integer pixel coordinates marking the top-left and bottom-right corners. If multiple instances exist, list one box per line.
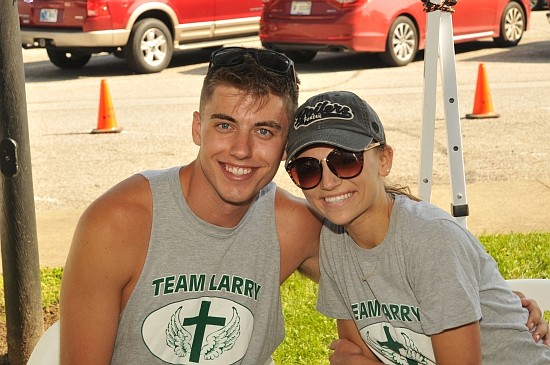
left=18, top=0, right=263, bottom=73
left=530, top=0, right=548, bottom=10
left=260, top=0, right=530, bottom=67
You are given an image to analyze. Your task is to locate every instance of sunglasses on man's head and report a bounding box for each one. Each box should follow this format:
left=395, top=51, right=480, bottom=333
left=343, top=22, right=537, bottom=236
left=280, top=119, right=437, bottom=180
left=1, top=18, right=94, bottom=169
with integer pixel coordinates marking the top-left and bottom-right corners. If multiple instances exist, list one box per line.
left=286, top=142, right=383, bottom=190
left=209, top=47, right=296, bottom=85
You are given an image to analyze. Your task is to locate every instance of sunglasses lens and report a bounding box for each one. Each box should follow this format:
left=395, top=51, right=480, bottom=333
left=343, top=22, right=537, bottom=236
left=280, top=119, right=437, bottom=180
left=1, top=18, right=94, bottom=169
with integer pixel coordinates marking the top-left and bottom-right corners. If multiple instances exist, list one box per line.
left=257, top=50, right=291, bottom=73
left=287, top=158, right=322, bottom=190
left=211, top=47, right=245, bottom=67
left=327, top=149, right=363, bottom=178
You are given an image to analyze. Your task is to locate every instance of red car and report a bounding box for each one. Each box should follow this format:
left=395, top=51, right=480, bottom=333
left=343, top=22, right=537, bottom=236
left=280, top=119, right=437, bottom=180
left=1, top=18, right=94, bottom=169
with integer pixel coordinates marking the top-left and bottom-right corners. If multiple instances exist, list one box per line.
left=18, top=0, right=262, bottom=73
left=260, top=0, right=530, bottom=66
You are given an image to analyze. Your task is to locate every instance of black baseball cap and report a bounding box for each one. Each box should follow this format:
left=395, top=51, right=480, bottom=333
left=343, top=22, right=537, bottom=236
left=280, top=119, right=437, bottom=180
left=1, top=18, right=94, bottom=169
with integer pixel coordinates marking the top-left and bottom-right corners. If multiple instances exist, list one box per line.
left=285, top=91, right=386, bottom=167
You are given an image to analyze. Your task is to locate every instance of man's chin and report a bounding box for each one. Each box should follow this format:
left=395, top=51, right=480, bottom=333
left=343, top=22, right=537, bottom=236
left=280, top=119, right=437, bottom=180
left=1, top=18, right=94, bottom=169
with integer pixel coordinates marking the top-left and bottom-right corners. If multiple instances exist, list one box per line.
left=218, top=188, right=259, bottom=207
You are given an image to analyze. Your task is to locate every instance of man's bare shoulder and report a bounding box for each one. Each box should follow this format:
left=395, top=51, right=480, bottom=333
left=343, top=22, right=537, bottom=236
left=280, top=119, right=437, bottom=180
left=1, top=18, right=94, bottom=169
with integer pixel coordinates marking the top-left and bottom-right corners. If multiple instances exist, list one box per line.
left=69, top=173, right=153, bottom=273
left=81, top=173, right=151, bottom=228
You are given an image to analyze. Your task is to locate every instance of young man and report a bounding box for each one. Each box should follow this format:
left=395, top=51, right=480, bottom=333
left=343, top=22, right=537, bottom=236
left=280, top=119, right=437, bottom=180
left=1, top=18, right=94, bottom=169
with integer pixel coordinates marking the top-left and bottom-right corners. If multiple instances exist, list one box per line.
left=59, top=47, right=321, bottom=364
left=59, top=48, right=547, bottom=364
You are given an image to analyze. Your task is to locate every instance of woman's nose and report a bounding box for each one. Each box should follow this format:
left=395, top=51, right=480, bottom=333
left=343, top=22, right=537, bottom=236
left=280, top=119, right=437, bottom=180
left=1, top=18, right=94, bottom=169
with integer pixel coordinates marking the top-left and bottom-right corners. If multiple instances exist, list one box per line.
left=319, top=160, right=342, bottom=190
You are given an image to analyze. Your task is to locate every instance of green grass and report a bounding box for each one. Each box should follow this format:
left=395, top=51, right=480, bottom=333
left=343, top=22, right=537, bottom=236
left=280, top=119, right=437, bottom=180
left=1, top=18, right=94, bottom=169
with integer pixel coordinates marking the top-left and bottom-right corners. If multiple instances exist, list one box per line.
left=275, top=273, right=336, bottom=364
left=479, top=232, right=550, bottom=279
left=0, top=232, right=548, bottom=364
left=39, top=267, right=63, bottom=309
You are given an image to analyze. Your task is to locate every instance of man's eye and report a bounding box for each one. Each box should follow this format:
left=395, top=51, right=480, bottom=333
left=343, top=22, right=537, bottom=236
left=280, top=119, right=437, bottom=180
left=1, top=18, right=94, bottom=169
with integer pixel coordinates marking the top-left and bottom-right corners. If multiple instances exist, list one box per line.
left=218, top=123, right=230, bottom=130
left=258, top=128, right=273, bottom=137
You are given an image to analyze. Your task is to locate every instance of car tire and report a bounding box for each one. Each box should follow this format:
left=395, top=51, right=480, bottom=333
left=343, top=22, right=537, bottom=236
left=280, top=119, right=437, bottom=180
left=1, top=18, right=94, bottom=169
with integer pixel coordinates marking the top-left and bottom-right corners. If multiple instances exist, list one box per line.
left=379, top=16, right=418, bottom=67
left=494, top=2, right=525, bottom=47
left=284, top=50, right=317, bottom=63
left=123, top=18, right=174, bottom=74
left=46, top=49, right=91, bottom=69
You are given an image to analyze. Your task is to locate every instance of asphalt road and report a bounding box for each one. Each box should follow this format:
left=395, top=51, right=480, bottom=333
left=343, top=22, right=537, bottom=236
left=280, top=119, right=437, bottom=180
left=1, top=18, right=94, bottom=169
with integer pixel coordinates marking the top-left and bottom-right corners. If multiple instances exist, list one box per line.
left=11, top=10, right=550, bottom=271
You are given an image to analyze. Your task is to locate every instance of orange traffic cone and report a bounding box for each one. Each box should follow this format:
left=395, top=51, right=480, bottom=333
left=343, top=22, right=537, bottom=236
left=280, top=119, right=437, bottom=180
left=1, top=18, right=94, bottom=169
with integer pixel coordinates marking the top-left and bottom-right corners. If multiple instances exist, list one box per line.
left=92, top=79, right=122, bottom=134
left=466, top=63, right=499, bottom=119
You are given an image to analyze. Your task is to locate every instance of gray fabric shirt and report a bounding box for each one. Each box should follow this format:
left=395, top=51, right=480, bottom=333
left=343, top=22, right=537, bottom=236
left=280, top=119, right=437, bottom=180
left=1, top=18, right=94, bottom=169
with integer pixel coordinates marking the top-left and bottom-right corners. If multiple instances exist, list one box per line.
left=317, top=194, right=550, bottom=364
left=111, top=167, right=284, bottom=364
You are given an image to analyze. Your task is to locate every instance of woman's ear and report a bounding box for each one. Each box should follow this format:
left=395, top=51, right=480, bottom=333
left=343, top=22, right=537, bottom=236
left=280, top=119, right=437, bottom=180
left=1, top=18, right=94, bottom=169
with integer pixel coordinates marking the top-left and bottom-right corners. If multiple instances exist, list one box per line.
left=380, top=144, right=394, bottom=177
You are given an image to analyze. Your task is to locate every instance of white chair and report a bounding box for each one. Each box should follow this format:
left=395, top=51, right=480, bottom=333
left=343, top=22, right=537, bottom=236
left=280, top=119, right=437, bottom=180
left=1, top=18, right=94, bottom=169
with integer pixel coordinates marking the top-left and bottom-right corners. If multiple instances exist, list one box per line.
left=27, top=320, right=60, bottom=365
left=506, top=279, right=550, bottom=312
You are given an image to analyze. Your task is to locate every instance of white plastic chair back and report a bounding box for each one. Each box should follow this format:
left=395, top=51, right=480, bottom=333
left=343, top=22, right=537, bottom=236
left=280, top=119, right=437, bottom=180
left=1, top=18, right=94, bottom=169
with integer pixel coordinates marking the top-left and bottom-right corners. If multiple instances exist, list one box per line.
left=27, top=320, right=60, bottom=365
left=506, top=279, right=550, bottom=311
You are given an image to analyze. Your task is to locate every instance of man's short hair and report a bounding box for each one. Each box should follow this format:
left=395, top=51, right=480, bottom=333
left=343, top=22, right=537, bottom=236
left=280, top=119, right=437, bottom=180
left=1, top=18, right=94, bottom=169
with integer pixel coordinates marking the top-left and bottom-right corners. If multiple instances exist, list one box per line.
left=200, top=52, right=299, bottom=123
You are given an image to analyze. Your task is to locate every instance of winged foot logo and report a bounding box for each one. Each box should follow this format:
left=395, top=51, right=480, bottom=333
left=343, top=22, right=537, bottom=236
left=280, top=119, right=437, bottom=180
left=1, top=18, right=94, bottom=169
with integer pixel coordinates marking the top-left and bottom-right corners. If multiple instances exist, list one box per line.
left=294, top=100, right=354, bottom=129
left=143, top=297, right=253, bottom=364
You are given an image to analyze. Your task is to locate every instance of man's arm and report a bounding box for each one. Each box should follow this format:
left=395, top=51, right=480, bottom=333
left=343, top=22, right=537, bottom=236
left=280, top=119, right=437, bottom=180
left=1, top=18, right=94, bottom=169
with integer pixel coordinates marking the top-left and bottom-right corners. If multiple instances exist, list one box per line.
left=275, top=188, right=322, bottom=284
left=60, top=175, right=151, bottom=364
left=514, top=291, right=550, bottom=345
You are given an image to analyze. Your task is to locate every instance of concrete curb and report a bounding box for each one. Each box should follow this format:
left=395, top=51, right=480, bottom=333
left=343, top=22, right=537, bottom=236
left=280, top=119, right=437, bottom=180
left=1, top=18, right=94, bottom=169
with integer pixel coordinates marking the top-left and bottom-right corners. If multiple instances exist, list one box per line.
left=15, top=179, right=549, bottom=273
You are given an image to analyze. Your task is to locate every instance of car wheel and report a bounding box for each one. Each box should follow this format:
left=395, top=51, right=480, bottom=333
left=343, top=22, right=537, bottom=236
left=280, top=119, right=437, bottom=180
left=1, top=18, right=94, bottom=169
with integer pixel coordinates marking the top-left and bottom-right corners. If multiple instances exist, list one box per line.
left=123, top=18, right=173, bottom=74
left=46, top=49, right=91, bottom=69
left=494, top=2, right=525, bottom=47
left=284, top=50, right=317, bottom=63
left=379, top=16, right=418, bottom=67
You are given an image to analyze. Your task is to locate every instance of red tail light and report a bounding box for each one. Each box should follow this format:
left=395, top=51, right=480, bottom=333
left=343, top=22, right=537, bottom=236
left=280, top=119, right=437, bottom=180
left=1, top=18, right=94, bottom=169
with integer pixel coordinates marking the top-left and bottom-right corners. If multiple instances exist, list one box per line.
left=87, top=0, right=111, bottom=17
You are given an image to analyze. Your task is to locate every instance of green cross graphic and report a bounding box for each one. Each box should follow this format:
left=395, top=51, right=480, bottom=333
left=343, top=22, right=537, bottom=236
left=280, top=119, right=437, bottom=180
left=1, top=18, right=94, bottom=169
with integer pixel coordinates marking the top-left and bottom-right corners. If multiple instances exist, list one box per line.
left=376, top=325, right=424, bottom=365
left=182, top=301, right=226, bottom=363
left=378, top=325, right=406, bottom=353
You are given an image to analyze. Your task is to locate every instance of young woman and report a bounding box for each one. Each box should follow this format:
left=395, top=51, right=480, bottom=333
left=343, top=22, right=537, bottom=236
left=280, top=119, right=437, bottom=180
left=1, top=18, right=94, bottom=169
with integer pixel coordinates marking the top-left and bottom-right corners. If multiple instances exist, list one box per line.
left=285, top=90, right=550, bottom=364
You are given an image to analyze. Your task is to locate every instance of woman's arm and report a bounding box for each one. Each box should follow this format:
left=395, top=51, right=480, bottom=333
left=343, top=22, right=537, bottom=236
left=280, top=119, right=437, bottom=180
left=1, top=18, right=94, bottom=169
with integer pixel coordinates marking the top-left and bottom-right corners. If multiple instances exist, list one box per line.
left=431, top=321, right=482, bottom=365
left=328, top=319, right=383, bottom=365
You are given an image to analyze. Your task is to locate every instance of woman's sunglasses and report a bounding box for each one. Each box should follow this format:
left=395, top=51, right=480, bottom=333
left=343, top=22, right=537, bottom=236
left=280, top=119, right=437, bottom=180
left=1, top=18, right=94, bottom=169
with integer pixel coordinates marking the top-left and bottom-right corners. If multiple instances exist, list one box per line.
left=286, top=142, right=383, bottom=190
left=209, top=47, right=296, bottom=85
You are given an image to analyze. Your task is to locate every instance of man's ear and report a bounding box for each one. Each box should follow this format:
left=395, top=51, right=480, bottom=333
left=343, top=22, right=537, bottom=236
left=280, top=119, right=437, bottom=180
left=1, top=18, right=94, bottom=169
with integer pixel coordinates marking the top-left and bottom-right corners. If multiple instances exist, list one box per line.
left=282, top=149, right=287, bottom=162
left=192, top=111, right=201, bottom=146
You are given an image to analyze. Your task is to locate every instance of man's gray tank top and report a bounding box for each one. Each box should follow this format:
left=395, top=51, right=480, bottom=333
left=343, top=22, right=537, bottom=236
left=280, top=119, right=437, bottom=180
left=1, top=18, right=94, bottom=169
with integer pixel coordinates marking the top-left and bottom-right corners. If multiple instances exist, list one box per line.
left=110, top=167, right=284, bottom=365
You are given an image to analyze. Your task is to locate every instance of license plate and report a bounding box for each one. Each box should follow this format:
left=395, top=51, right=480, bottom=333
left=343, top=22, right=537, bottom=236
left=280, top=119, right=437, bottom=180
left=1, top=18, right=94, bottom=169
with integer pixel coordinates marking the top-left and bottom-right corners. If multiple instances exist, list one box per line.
left=290, top=1, right=312, bottom=15
left=39, top=8, right=58, bottom=23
